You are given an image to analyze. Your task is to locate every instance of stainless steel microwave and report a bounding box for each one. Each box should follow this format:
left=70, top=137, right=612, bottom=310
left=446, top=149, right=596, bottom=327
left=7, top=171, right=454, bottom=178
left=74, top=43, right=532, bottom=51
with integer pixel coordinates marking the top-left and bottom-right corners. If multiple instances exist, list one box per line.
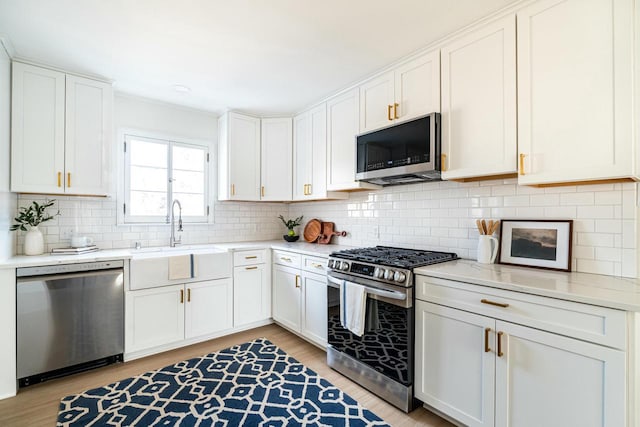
left=355, top=113, right=441, bottom=186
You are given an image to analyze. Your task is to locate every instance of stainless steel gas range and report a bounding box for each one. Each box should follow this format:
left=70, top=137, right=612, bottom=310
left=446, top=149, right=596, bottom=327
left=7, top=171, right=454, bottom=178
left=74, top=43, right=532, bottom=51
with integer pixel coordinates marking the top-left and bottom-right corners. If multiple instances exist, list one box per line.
left=326, top=246, right=457, bottom=412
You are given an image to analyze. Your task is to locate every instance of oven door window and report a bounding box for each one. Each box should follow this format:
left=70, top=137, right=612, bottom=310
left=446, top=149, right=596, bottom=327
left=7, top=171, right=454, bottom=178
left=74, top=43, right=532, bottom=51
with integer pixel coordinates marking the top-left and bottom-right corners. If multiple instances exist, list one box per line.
left=327, top=285, right=413, bottom=386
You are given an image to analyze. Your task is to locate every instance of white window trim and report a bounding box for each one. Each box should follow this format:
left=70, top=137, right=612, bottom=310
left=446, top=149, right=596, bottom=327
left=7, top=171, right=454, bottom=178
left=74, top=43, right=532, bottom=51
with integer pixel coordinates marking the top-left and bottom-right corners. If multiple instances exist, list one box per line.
left=116, top=128, right=214, bottom=226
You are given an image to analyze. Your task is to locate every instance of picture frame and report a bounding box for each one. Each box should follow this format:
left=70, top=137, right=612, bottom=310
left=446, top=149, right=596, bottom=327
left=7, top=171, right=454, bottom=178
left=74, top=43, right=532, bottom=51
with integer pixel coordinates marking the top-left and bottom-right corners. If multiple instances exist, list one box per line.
left=498, top=219, right=573, bottom=272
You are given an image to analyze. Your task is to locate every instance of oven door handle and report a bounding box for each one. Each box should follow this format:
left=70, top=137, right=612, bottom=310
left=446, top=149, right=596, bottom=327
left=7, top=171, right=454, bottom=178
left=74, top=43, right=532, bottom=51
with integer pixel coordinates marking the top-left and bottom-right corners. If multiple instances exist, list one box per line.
left=326, top=275, right=407, bottom=301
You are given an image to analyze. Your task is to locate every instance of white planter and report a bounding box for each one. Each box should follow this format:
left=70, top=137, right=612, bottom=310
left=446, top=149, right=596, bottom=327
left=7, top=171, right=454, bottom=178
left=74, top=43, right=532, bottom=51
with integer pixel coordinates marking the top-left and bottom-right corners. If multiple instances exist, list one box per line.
left=24, top=226, right=45, bottom=256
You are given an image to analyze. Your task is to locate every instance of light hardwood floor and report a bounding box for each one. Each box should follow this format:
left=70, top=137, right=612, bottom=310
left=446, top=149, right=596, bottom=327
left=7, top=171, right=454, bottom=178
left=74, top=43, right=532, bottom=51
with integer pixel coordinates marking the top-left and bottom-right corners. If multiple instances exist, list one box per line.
left=0, top=324, right=453, bottom=426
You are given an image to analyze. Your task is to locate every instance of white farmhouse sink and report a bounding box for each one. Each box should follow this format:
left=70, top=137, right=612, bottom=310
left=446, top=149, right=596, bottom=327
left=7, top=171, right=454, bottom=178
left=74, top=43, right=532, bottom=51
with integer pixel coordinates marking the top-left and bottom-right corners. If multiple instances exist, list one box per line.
left=129, top=245, right=231, bottom=290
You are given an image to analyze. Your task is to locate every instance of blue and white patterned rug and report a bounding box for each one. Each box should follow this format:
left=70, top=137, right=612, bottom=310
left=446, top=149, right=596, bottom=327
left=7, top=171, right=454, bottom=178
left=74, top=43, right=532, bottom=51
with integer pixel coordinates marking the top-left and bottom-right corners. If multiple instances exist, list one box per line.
left=57, top=338, right=389, bottom=426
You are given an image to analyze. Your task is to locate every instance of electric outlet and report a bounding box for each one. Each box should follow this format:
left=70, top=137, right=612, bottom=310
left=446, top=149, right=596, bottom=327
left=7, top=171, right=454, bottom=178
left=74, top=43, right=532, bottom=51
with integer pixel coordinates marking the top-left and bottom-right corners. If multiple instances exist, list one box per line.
left=368, top=226, right=380, bottom=239
left=62, top=228, right=75, bottom=240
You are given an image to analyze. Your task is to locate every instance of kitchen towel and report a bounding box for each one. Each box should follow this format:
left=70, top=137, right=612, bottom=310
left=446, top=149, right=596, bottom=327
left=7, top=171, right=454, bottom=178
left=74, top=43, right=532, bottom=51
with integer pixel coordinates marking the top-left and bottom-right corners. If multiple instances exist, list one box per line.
left=168, top=254, right=194, bottom=280
left=340, top=280, right=367, bottom=336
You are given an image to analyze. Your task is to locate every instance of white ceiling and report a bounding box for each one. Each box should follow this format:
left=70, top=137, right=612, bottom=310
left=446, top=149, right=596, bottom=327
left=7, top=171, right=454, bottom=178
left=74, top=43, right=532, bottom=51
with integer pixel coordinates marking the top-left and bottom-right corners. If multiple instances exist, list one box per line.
left=0, top=0, right=519, bottom=115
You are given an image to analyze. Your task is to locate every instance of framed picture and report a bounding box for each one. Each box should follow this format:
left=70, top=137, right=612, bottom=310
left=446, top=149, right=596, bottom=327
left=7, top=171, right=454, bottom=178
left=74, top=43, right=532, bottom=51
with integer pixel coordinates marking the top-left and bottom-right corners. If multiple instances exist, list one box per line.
left=498, top=219, right=573, bottom=272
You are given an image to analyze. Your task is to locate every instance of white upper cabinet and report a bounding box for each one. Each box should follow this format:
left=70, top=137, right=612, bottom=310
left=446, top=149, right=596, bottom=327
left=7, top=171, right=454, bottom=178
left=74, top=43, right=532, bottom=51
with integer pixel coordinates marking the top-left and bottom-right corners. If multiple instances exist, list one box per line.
left=327, top=88, right=380, bottom=191
left=360, top=51, right=440, bottom=134
left=440, top=15, right=517, bottom=181
left=64, top=75, right=112, bottom=196
left=11, top=62, right=113, bottom=195
left=218, top=112, right=261, bottom=201
left=516, top=0, right=635, bottom=185
left=293, top=104, right=347, bottom=201
left=260, top=118, right=292, bottom=201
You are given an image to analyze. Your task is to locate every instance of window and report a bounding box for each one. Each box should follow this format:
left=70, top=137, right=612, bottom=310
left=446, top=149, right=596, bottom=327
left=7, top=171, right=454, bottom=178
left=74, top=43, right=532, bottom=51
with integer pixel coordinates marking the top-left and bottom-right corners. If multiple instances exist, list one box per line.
left=123, top=133, right=209, bottom=224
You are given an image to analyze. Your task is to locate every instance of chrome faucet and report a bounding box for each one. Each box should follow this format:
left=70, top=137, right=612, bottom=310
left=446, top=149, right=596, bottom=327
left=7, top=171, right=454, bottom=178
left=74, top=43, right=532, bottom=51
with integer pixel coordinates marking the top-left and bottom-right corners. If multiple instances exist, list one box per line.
left=170, top=199, right=183, bottom=247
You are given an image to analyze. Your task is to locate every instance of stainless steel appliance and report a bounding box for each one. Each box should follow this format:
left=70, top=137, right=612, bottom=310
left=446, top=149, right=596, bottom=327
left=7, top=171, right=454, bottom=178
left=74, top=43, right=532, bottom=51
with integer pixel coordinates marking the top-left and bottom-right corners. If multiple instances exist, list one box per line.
left=326, top=246, right=457, bottom=412
left=356, top=113, right=441, bottom=186
left=17, top=260, right=125, bottom=386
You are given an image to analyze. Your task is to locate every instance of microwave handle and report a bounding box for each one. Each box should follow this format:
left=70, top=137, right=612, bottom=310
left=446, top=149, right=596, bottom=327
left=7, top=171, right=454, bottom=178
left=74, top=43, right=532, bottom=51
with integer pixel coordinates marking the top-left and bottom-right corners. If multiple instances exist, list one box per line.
left=326, top=275, right=407, bottom=301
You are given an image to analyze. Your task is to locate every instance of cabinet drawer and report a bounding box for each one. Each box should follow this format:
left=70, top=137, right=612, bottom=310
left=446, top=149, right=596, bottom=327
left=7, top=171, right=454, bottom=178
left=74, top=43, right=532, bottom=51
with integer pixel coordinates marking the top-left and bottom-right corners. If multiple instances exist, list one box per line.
left=415, top=275, right=626, bottom=350
left=301, top=255, right=327, bottom=274
left=273, top=250, right=301, bottom=268
left=233, top=250, right=266, bottom=266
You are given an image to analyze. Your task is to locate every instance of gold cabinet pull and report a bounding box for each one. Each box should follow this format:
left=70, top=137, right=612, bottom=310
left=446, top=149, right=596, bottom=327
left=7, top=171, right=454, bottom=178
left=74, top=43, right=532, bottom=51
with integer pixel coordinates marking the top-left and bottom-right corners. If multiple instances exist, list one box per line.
left=187, top=288, right=191, bottom=302
left=307, top=183, right=312, bottom=195
left=387, top=105, right=393, bottom=121
left=519, top=153, right=526, bottom=175
left=67, top=172, right=71, bottom=187
left=441, top=154, right=447, bottom=172
left=481, top=299, right=509, bottom=308
left=245, top=266, right=258, bottom=270
left=393, top=102, right=399, bottom=119
left=484, top=328, right=491, bottom=353
left=295, top=274, right=301, bottom=288
left=57, top=172, right=62, bottom=187
left=281, top=257, right=292, bottom=262
left=311, top=263, right=323, bottom=269
left=231, top=184, right=235, bottom=196
left=180, top=289, right=184, bottom=304
left=261, top=186, right=265, bottom=197
left=497, top=331, right=504, bottom=357
left=245, top=255, right=257, bottom=259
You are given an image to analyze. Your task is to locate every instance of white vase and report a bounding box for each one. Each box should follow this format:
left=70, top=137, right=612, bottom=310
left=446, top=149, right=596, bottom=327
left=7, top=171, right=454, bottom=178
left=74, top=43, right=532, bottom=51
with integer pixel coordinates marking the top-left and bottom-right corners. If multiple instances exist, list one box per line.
left=24, top=226, right=45, bottom=256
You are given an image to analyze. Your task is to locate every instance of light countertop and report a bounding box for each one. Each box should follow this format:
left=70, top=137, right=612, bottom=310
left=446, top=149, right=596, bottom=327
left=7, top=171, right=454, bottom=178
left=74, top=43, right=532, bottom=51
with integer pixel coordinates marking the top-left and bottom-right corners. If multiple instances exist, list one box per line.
left=0, top=240, right=354, bottom=269
left=415, top=259, right=640, bottom=311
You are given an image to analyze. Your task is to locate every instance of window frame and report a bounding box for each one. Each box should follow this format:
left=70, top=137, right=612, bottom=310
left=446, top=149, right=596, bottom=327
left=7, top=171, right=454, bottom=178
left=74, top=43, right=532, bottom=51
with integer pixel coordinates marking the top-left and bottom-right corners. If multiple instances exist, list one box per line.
left=117, top=129, right=212, bottom=225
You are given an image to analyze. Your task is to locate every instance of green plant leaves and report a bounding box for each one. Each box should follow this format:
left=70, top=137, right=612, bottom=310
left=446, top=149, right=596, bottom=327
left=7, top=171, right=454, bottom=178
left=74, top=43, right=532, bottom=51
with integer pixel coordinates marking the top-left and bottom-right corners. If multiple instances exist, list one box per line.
left=10, top=199, right=60, bottom=231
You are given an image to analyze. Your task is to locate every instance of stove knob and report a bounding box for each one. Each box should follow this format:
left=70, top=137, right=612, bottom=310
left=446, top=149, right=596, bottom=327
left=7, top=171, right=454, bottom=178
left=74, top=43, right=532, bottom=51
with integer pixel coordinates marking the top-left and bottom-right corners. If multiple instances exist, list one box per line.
left=393, top=271, right=407, bottom=283
left=384, top=269, right=395, bottom=280
left=340, top=261, right=350, bottom=271
left=328, top=260, right=335, bottom=269
left=374, top=267, right=385, bottom=279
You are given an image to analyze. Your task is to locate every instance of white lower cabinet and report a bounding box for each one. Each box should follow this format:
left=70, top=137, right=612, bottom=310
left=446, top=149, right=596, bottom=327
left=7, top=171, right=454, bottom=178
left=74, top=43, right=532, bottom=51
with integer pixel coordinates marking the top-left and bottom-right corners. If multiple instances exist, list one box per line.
left=416, top=299, right=626, bottom=427
left=272, top=252, right=328, bottom=347
left=234, top=264, right=269, bottom=327
left=126, top=279, right=233, bottom=355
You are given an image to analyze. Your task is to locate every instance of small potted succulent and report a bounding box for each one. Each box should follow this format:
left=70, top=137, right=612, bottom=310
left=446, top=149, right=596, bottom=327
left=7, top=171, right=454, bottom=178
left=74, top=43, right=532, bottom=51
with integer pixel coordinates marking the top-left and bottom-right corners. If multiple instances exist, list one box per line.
left=10, top=199, right=60, bottom=255
left=278, top=215, right=303, bottom=242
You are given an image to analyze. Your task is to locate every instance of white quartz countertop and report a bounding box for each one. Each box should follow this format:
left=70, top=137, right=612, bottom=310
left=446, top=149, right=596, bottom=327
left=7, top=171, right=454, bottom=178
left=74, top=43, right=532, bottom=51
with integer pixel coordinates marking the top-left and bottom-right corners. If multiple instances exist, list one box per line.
left=0, top=240, right=353, bottom=269
left=414, top=259, right=640, bottom=311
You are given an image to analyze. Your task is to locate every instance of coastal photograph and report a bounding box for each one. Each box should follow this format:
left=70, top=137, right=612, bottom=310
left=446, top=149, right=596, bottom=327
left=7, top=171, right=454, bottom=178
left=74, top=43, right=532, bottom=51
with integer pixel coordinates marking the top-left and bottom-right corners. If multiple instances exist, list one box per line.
left=510, top=227, right=558, bottom=261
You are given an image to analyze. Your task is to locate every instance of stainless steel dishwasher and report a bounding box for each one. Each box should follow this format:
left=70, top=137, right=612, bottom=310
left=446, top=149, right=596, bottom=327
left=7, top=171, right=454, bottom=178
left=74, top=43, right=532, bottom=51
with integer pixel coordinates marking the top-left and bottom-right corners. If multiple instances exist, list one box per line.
left=17, top=260, right=125, bottom=386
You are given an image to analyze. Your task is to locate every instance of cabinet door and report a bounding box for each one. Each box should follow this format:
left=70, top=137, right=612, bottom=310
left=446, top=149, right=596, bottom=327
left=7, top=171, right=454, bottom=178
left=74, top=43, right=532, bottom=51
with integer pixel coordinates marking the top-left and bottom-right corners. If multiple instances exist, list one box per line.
left=309, top=104, right=328, bottom=199
left=441, top=15, right=517, bottom=180
left=327, top=88, right=362, bottom=191
left=227, top=112, right=261, bottom=200
left=185, top=279, right=232, bottom=339
left=301, top=271, right=327, bottom=347
left=516, top=0, right=634, bottom=185
left=261, top=118, right=292, bottom=201
left=126, top=284, right=185, bottom=353
left=495, top=320, right=625, bottom=427
left=233, top=264, right=269, bottom=327
left=359, top=71, right=395, bottom=133
left=293, top=110, right=312, bottom=200
left=415, top=301, right=495, bottom=427
left=65, top=75, right=113, bottom=196
left=394, top=50, right=441, bottom=122
left=272, top=265, right=301, bottom=332
left=11, top=62, right=65, bottom=194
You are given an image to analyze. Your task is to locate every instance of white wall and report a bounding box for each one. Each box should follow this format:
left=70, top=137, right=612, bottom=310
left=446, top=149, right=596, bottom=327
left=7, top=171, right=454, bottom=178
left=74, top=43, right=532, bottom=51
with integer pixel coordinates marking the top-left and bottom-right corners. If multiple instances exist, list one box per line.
left=0, top=41, right=16, bottom=261
left=15, top=94, right=286, bottom=252
left=289, top=178, right=638, bottom=278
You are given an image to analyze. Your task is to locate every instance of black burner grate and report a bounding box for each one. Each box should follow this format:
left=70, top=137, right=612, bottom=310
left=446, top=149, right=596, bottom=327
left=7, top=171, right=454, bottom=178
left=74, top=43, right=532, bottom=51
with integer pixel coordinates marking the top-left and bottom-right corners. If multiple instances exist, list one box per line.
left=330, top=246, right=458, bottom=269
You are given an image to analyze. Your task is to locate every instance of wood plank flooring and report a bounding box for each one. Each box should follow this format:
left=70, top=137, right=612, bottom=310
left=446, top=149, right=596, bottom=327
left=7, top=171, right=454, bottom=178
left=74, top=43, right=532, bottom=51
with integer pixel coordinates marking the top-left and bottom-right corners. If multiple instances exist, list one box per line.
left=0, top=324, right=453, bottom=426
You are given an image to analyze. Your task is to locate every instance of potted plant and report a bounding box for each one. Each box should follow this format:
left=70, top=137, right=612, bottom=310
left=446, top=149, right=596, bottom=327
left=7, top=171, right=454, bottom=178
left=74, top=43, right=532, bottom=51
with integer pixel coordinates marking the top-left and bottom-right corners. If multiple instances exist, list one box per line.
left=10, top=199, right=60, bottom=255
left=278, top=215, right=303, bottom=242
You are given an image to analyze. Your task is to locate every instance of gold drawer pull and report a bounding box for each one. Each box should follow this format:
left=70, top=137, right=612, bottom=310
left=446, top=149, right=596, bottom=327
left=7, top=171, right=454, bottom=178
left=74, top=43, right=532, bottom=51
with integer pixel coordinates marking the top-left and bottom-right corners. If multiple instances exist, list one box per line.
left=393, top=102, right=399, bottom=119
left=481, top=299, right=509, bottom=308
left=519, top=153, right=526, bottom=175
left=484, top=328, right=491, bottom=353
left=497, top=331, right=504, bottom=357
left=57, top=172, right=62, bottom=187
left=231, top=184, right=235, bottom=196
left=281, top=257, right=292, bottom=262
left=245, top=266, right=258, bottom=270
left=295, top=274, right=301, bottom=288
left=187, top=288, right=191, bottom=302
left=311, top=263, right=323, bottom=269
left=245, top=255, right=257, bottom=259
left=441, top=154, right=447, bottom=172
left=180, top=289, right=184, bottom=304
left=261, top=186, right=265, bottom=197
left=387, top=105, right=393, bottom=121
left=67, top=172, right=71, bottom=187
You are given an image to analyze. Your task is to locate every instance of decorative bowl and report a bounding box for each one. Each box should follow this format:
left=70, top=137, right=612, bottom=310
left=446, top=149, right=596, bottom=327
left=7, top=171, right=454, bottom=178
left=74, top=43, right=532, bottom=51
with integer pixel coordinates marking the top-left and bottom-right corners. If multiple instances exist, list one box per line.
left=283, top=235, right=300, bottom=242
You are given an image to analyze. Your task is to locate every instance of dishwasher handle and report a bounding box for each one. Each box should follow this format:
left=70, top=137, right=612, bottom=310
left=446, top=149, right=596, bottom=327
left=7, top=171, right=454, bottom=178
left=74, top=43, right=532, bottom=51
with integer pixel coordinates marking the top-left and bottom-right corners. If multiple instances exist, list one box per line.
left=17, top=268, right=124, bottom=284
